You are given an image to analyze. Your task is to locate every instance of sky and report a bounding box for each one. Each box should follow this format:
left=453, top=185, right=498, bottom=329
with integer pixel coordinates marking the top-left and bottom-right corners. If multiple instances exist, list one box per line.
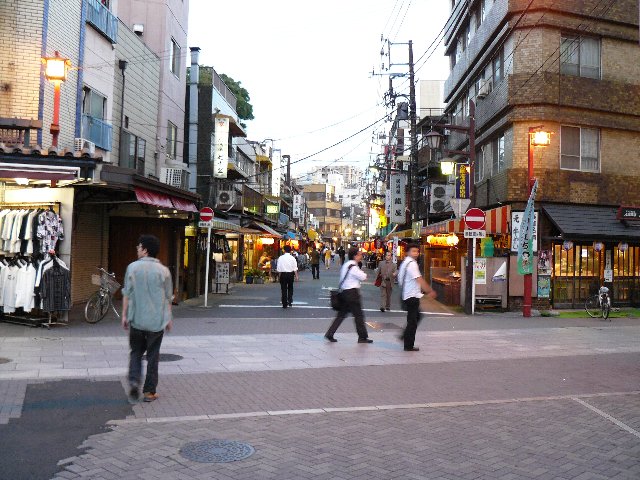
left=187, top=0, right=451, bottom=178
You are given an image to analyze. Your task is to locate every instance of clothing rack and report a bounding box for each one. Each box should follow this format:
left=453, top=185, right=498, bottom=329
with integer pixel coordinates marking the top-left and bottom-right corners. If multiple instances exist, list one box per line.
left=0, top=202, right=61, bottom=214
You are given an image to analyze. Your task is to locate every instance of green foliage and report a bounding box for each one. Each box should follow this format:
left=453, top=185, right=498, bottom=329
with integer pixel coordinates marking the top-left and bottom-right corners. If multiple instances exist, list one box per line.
left=220, top=73, right=254, bottom=129
left=244, top=267, right=265, bottom=278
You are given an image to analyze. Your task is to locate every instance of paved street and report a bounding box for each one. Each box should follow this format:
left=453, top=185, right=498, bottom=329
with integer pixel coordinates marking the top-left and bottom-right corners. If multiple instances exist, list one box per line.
left=1, top=266, right=639, bottom=479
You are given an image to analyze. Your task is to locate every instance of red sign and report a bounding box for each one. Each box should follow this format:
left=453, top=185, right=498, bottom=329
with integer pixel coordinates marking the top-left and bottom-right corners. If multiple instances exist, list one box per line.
left=464, top=208, right=485, bottom=230
left=199, top=207, right=214, bottom=222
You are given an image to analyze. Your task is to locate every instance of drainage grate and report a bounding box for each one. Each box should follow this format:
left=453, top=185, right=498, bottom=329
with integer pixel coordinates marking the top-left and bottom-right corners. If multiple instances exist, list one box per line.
left=366, top=321, right=402, bottom=330
left=179, top=439, right=255, bottom=463
left=143, top=353, right=183, bottom=362
left=0, top=357, right=10, bottom=364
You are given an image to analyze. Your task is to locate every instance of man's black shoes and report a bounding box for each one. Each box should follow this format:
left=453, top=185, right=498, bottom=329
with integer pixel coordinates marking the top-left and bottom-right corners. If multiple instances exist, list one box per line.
left=324, top=335, right=337, bottom=342
left=404, top=347, right=420, bottom=352
left=357, top=338, right=373, bottom=344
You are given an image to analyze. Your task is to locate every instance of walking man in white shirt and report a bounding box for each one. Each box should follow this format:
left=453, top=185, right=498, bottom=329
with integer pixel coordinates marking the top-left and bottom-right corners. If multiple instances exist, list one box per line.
left=398, top=243, right=436, bottom=351
left=276, top=245, right=299, bottom=308
left=324, top=247, right=372, bottom=343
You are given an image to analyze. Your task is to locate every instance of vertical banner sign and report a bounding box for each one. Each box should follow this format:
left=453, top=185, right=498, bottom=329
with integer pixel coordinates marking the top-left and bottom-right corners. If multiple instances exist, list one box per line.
left=213, top=117, right=229, bottom=178
left=385, top=189, right=392, bottom=218
left=390, top=173, right=407, bottom=223
left=511, top=211, right=539, bottom=252
left=292, top=195, right=302, bottom=220
left=456, top=163, right=470, bottom=199
left=215, top=262, right=230, bottom=284
left=392, top=236, right=399, bottom=264
left=516, top=180, right=538, bottom=274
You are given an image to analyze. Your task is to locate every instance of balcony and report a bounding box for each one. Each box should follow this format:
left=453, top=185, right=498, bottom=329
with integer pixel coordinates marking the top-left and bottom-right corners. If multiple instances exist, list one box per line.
left=86, top=0, right=118, bottom=44
left=81, top=114, right=112, bottom=151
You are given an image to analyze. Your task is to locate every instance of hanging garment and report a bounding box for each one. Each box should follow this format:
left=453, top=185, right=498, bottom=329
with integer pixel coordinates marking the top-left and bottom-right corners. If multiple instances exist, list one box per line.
left=2, top=265, right=20, bottom=313
left=40, top=262, right=71, bottom=312
left=36, top=210, right=64, bottom=254
left=15, top=263, right=36, bottom=312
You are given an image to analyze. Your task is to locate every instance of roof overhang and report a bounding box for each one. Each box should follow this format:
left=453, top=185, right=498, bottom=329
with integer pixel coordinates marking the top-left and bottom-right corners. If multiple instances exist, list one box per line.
left=214, top=113, right=246, bottom=137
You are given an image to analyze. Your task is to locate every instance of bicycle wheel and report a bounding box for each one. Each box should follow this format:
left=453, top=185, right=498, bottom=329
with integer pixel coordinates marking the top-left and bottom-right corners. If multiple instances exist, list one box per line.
left=84, top=291, right=110, bottom=324
left=602, top=300, right=611, bottom=321
left=585, top=295, right=601, bottom=318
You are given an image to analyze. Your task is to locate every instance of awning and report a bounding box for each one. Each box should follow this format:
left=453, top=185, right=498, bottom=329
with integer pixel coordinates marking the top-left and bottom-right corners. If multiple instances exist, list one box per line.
left=284, top=231, right=297, bottom=240
left=421, top=205, right=511, bottom=235
left=207, top=219, right=243, bottom=233
left=252, top=221, right=281, bottom=237
left=543, top=204, right=640, bottom=241
left=134, top=186, right=198, bottom=212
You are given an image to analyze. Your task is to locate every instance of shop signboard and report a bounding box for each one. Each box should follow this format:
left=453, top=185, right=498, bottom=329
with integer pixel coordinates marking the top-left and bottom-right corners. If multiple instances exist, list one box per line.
left=215, top=262, right=230, bottom=284
left=293, top=195, right=303, bottom=220
left=474, top=257, right=487, bottom=284
left=537, top=275, right=551, bottom=298
left=456, top=163, right=470, bottom=199
left=385, top=189, right=392, bottom=218
left=213, top=117, right=229, bottom=178
left=390, top=173, right=407, bottom=223
left=510, top=211, right=539, bottom=252
left=538, top=249, right=552, bottom=275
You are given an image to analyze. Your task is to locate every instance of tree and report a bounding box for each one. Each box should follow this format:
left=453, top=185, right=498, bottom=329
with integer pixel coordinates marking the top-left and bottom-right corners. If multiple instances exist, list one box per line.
left=219, top=73, right=254, bottom=129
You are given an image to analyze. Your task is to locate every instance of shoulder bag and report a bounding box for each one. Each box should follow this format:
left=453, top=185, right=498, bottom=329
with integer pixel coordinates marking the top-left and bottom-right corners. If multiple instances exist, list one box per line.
left=330, top=264, right=355, bottom=311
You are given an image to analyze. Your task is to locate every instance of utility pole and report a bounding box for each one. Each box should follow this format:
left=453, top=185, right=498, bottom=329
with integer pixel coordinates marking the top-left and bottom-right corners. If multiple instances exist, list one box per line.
left=408, top=40, right=418, bottom=226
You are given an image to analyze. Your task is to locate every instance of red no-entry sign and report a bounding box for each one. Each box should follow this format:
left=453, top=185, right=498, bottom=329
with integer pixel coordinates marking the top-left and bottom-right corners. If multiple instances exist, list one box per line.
left=464, top=208, right=485, bottom=230
left=199, top=207, right=214, bottom=222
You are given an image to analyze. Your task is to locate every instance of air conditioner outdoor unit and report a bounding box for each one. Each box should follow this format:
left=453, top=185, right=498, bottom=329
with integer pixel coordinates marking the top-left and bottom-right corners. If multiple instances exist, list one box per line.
left=74, top=138, right=95, bottom=155
left=216, top=188, right=236, bottom=208
left=477, top=79, right=492, bottom=99
left=160, top=167, right=185, bottom=188
left=429, top=183, right=455, bottom=213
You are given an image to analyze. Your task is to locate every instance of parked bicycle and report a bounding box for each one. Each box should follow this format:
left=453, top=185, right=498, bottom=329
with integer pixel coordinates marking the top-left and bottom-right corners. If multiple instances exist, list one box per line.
left=585, top=285, right=611, bottom=320
left=84, top=267, right=121, bottom=324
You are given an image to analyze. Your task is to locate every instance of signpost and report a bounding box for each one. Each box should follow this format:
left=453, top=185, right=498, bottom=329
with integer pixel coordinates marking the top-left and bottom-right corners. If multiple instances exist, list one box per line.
left=463, top=208, right=486, bottom=315
left=200, top=207, right=214, bottom=307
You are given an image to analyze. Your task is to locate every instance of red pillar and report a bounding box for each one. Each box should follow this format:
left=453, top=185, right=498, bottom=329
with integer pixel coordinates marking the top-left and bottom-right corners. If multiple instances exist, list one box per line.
left=50, top=81, right=61, bottom=147
left=523, top=129, right=534, bottom=317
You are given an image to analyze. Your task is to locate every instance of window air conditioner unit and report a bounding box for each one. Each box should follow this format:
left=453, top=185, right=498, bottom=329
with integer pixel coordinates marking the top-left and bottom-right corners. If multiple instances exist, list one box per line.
left=216, top=188, right=236, bottom=208
left=477, top=79, right=492, bottom=99
left=429, top=183, right=455, bottom=213
left=74, top=138, right=95, bottom=155
left=160, top=167, right=185, bottom=188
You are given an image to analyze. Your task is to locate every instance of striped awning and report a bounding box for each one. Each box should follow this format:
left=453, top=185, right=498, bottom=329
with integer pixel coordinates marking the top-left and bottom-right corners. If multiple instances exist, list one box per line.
left=421, top=205, right=511, bottom=235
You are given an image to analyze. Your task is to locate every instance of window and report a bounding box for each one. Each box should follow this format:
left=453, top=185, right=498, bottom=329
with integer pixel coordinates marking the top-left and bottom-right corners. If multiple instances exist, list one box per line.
left=82, top=87, right=106, bottom=119
left=560, top=126, right=599, bottom=171
left=492, top=49, right=504, bottom=84
left=120, top=132, right=146, bottom=174
left=475, top=147, right=485, bottom=183
left=167, top=121, right=177, bottom=159
left=560, top=35, right=600, bottom=79
left=492, top=134, right=505, bottom=175
left=169, top=38, right=180, bottom=76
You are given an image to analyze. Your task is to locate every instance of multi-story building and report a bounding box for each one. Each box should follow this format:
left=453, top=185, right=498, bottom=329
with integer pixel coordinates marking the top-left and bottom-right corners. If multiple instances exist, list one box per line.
left=420, top=0, right=640, bottom=309
left=302, top=184, right=342, bottom=242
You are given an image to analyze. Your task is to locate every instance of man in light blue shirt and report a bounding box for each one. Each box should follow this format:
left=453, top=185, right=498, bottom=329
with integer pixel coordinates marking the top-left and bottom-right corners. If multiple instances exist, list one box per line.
left=122, top=235, right=173, bottom=403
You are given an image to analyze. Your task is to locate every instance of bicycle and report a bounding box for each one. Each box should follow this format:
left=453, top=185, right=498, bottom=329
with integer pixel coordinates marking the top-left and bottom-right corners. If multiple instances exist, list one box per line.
left=84, top=267, right=121, bottom=324
left=584, top=286, right=611, bottom=320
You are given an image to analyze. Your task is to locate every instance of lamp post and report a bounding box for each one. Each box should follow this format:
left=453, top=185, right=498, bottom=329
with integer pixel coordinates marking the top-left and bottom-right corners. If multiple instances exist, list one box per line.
left=43, top=51, right=70, bottom=148
left=523, top=127, right=551, bottom=317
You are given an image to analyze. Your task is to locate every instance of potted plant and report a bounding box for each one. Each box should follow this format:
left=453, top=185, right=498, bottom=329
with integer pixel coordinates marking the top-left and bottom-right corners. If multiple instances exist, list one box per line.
left=245, top=268, right=261, bottom=284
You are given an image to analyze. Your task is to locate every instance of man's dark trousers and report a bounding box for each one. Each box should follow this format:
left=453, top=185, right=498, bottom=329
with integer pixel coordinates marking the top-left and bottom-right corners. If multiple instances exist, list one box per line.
left=403, top=297, right=422, bottom=349
left=326, top=288, right=369, bottom=339
left=128, top=327, right=164, bottom=394
left=279, top=271, right=295, bottom=307
left=311, top=264, right=320, bottom=279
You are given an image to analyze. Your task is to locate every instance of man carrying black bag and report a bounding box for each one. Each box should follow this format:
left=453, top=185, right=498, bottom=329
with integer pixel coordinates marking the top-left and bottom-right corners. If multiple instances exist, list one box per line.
left=398, top=243, right=436, bottom=352
left=325, top=247, right=372, bottom=344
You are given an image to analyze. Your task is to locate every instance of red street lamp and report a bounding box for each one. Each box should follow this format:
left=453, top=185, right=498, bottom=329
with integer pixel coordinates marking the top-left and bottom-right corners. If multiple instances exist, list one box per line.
left=42, top=51, right=70, bottom=148
left=523, top=126, right=551, bottom=317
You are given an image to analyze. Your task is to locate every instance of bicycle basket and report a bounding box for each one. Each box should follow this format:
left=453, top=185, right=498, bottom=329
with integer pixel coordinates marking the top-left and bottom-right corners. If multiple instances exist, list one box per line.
left=102, top=275, right=121, bottom=294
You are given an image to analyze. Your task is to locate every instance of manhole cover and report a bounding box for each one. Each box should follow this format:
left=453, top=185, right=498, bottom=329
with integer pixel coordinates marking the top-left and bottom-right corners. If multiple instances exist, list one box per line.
left=0, top=358, right=10, bottom=364
left=179, top=439, right=255, bottom=463
left=143, top=353, right=183, bottom=362
left=366, top=321, right=402, bottom=330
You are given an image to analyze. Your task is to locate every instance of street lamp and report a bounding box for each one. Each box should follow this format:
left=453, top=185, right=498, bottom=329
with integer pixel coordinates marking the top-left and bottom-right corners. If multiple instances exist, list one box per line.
left=523, top=126, right=551, bottom=317
left=43, top=51, right=70, bottom=148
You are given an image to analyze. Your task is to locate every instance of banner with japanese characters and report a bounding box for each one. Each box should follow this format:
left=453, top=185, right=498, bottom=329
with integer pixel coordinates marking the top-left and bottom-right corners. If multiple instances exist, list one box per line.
left=516, top=180, right=538, bottom=275
left=293, top=195, right=303, bottom=220
left=390, top=173, right=407, bottom=223
left=213, top=117, right=229, bottom=178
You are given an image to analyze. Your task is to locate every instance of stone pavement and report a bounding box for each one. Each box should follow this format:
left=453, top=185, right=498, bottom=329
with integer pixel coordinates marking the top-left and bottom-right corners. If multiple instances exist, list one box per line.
left=1, top=269, right=639, bottom=479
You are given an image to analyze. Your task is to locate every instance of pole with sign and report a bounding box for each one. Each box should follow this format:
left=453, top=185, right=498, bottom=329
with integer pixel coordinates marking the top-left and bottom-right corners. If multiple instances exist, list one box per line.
left=463, top=208, right=486, bottom=315
left=199, top=207, right=214, bottom=307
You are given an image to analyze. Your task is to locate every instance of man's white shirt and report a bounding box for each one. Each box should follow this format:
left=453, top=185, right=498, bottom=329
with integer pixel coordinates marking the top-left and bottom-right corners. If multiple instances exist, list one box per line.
left=276, top=253, right=298, bottom=273
left=340, top=260, right=366, bottom=289
left=398, top=258, right=423, bottom=300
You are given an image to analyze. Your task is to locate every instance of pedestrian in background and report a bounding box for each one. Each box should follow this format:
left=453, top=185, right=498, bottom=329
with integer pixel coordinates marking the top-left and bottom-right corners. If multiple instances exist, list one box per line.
left=122, top=234, right=173, bottom=403
left=309, top=245, right=320, bottom=279
left=398, top=243, right=436, bottom=352
left=337, top=245, right=346, bottom=265
left=377, top=251, right=397, bottom=312
left=324, top=247, right=332, bottom=269
left=277, top=245, right=299, bottom=308
left=324, top=247, right=372, bottom=344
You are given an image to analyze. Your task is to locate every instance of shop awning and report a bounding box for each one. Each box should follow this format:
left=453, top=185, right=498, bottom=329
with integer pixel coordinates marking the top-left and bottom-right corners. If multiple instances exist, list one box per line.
left=543, top=204, right=640, bottom=241
left=206, top=219, right=242, bottom=233
left=134, top=187, right=198, bottom=212
left=252, top=221, right=281, bottom=237
left=421, top=205, right=511, bottom=235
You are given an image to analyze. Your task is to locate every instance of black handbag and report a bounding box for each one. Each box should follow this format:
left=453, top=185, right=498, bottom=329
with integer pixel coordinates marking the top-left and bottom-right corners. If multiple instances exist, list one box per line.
left=330, top=264, right=355, bottom=311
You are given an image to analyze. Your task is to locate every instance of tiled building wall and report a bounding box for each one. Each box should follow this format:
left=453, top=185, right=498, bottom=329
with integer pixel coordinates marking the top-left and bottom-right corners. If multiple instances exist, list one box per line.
left=0, top=0, right=43, bottom=124
left=112, top=20, right=160, bottom=175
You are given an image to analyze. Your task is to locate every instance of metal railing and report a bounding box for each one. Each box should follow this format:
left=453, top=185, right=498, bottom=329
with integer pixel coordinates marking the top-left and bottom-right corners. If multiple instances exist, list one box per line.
left=81, top=114, right=112, bottom=151
left=86, top=0, right=118, bottom=44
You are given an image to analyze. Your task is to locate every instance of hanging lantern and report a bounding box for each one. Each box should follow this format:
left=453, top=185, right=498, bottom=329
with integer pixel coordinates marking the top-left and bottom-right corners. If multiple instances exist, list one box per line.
left=593, top=242, right=604, bottom=252
left=562, top=240, right=574, bottom=251
left=618, top=242, right=629, bottom=252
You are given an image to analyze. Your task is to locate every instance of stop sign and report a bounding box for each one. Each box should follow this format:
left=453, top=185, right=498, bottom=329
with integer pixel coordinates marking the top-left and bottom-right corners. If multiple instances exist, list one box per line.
left=464, top=208, right=485, bottom=230
left=199, top=207, right=214, bottom=222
